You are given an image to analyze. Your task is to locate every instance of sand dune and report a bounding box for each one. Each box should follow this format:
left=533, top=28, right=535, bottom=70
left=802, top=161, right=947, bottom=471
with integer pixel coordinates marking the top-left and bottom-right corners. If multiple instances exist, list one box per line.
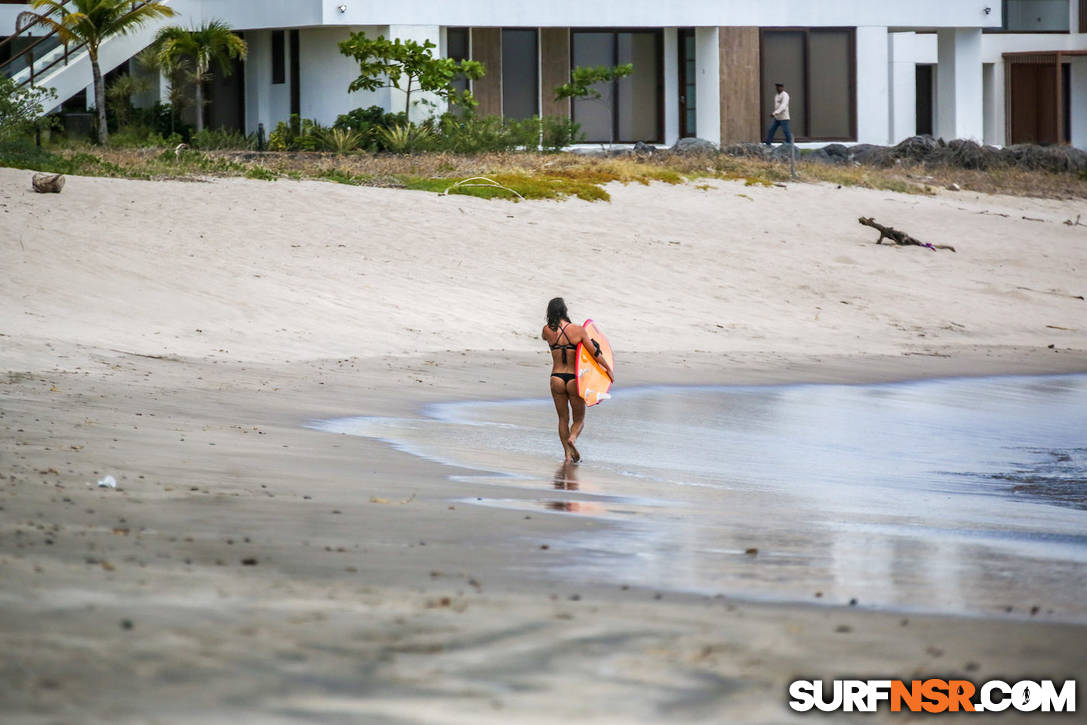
left=3, top=167, right=1084, bottom=370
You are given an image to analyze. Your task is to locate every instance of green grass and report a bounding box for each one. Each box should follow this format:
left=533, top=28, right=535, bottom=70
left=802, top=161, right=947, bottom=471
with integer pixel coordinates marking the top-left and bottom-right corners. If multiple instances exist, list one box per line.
left=403, top=173, right=611, bottom=202
left=244, top=165, right=278, bottom=181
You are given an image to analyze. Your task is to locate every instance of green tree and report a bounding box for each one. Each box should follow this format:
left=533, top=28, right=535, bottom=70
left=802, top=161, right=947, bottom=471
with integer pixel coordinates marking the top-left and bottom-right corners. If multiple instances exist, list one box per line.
left=0, top=76, right=57, bottom=144
left=22, top=0, right=177, bottom=144
left=555, top=64, right=634, bottom=147
left=153, top=20, right=247, bottom=134
left=337, top=33, right=484, bottom=123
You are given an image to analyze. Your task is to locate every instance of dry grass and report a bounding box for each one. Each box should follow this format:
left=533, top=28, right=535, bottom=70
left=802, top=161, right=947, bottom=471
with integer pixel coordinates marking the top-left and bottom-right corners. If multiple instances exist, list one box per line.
left=9, top=144, right=1087, bottom=201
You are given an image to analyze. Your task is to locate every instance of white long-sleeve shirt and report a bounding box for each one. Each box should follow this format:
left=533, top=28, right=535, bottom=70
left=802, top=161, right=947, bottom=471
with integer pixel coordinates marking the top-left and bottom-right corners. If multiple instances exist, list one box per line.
left=772, top=91, right=790, bottom=120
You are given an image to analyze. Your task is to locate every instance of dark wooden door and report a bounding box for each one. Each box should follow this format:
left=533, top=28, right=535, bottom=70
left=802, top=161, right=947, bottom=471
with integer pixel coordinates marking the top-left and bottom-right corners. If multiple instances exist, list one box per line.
left=1010, top=63, right=1058, bottom=145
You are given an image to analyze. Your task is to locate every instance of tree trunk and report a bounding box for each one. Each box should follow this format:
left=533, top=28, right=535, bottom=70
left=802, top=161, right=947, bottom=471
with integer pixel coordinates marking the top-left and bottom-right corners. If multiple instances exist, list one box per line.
left=90, top=50, right=108, bottom=145
left=404, top=76, right=413, bottom=152
left=194, top=74, right=204, bottom=133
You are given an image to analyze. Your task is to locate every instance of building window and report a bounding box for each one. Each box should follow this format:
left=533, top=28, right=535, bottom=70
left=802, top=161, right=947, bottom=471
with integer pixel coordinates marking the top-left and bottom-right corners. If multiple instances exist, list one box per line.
left=999, top=0, right=1070, bottom=32
left=760, top=28, right=855, bottom=141
left=502, top=29, right=538, bottom=120
left=447, top=27, right=470, bottom=97
left=271, top=30, right=285, bottom=85
left=571, top=30, right=661, bottom=144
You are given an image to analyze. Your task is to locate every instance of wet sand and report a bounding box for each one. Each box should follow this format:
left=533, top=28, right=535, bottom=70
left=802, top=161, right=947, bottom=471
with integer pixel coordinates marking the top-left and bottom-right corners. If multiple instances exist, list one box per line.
left=3, top=348, right=1086, bottom=724
left=2, top=166, right=1087, bottom=722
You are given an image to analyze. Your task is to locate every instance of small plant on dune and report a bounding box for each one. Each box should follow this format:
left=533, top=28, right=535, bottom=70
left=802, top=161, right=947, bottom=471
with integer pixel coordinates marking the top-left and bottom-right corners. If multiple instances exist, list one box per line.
left=318, top=127, right=364, bottom=154
left=245, top=165, right=278, bottom=181
left=377, top=123, right=433, bottom=154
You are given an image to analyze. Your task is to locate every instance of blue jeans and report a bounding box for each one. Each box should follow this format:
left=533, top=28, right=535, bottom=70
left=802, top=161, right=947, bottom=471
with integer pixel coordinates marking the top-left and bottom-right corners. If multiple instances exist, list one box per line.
left=765, top=118, right=793, bottom=144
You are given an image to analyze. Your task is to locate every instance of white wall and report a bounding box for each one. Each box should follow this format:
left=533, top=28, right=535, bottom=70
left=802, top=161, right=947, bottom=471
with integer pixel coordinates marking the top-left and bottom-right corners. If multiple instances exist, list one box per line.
left=1072, top=58, right=1087, bottom=148
left=310, top=0, right=997, bottom=30
left=298, top=26, right=389, bottom=126
left=198, top=0, right=323, bottom=29
left=2, top=0, right=998, bottom=35
left=889, top=32, right=917, bottom=143
left=856, top=26, right=890, bottom=144
left=694, top=27, right=720, bottom=145
left=936, top=28, right=984, bottom=141
left=244, top=30, right=291, bottom=134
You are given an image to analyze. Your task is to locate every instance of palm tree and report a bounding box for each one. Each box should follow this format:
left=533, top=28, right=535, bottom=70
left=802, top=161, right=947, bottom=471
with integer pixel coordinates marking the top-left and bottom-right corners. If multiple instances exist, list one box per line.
left=24, top=0, right=177, bottom=144
left=153, top=20, right=247, bottom=134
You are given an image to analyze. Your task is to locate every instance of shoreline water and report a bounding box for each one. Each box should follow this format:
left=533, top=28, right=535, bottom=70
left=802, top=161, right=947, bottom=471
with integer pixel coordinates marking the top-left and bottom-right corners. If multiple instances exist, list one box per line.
left=311, top=371, right=1087, bottom=624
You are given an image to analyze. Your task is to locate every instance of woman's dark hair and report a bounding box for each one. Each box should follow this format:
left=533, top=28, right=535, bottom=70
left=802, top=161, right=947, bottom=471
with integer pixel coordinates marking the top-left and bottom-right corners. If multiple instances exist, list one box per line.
left=546, top=297, right=570, bottom=330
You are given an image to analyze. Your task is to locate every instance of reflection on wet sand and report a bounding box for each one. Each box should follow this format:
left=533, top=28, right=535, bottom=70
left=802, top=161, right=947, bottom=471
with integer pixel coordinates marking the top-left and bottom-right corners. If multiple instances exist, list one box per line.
left=548, top=462, right=604, bottom=514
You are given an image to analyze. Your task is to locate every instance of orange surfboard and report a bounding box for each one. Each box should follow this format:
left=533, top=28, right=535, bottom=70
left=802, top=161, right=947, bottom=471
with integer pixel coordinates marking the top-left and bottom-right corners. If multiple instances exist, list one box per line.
left=576, top=319, right=614, bottom=407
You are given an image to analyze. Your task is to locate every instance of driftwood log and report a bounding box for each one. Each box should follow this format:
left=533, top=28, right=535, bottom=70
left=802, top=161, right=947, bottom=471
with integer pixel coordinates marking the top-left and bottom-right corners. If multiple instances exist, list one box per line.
left=858, top=217, right=955, bottom=253
left=32, top=173, right=65, bottom=194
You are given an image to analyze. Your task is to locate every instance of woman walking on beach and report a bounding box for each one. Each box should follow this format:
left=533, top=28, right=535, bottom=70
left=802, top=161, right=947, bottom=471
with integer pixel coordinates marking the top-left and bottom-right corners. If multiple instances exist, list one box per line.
left=542, top=297, right=613, bottom=462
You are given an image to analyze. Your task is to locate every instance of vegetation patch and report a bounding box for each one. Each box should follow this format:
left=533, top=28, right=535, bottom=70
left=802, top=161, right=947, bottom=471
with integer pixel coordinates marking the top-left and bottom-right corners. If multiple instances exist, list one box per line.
left=5, top=141, right=1087, bottom=201
left=403, top=173, right=610, bottom=202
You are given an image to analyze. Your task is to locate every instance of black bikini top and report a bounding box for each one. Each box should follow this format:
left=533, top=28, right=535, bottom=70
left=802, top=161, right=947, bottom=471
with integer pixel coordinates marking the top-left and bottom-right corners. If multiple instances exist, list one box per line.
left=549, top=323, right=577, bottom=363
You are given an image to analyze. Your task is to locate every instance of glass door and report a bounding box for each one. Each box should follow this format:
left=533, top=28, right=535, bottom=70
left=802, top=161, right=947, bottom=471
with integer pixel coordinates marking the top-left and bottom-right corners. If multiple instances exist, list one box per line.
left=678, top=29, right=696, bottom=138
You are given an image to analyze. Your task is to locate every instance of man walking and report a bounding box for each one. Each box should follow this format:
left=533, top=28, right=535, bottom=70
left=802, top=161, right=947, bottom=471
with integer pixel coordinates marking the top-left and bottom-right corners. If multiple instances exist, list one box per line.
left=764, top=82, right=793, bottom=145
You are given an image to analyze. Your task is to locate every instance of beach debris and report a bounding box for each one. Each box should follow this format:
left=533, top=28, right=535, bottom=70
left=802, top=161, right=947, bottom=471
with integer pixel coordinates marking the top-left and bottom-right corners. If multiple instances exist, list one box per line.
left=1063, top=214, right=1085, bottom=226
left=859, top=217, right=956, bottom=252
left=32, top=173, right=64, bottom=194
left=241, top=557, right=258, bottom=566
left=744, top=547, right=759, bottom=556
left=96, top=475, right=117, bottom=489
left=946, top=183, right=961, bottom=191
left=174, top=142, right=190, bottom=159
left=369, top=493, right=415, bottom=505
left=120, top=619, right=133, bottom=630
left=849, top=597, right=859, bottom=606
left=835, top=625, right=853, bottom=633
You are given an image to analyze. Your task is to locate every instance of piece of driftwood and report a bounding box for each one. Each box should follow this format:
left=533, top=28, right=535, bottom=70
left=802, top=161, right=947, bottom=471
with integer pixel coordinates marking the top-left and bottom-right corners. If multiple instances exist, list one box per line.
left=858, top=217, right=956, bottom=253
left=32, top=173, right=65, bottom=194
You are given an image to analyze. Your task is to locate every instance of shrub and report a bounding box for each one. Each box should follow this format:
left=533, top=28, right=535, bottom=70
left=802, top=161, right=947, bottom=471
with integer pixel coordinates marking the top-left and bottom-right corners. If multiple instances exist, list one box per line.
left=542, top=116, right=583, bottom=151
left=191, top=127, right=255, bottom=150
left=376, top=123, right=433, bottom=153
left=0, top=77, right=57, bottom=144
left=107, top=124, right=157, bottom=147
left=245, top=165, right=277, bottom=181
left=129, top=102, right=192, bottom=142
left=317, top=127, right=363, bottom=153
left=431, top=114, right=515, bottom=154
left=269, top=114, right=325, bottom=151
left=333, top=105, right=406, bottom=150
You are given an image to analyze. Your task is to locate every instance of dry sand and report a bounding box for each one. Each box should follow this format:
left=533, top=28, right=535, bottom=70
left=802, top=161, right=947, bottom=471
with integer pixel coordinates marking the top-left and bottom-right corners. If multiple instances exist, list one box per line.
left=1, top=165, right=1086, bottom=723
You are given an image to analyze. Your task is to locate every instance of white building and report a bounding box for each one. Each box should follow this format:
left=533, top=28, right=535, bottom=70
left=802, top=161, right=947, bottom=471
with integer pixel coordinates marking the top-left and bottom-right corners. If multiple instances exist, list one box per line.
left=3, top=0, right=1087, bottom=148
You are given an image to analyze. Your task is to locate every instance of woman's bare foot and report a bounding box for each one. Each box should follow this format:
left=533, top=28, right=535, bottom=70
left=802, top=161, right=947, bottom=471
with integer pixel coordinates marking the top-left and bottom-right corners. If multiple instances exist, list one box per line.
left=566, top=436, right=581, bottom=463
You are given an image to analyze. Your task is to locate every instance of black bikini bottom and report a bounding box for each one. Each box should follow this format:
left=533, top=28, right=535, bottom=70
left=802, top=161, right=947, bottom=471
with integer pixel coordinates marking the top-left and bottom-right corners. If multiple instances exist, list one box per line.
left=551, top=372, right=576, bottom=383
